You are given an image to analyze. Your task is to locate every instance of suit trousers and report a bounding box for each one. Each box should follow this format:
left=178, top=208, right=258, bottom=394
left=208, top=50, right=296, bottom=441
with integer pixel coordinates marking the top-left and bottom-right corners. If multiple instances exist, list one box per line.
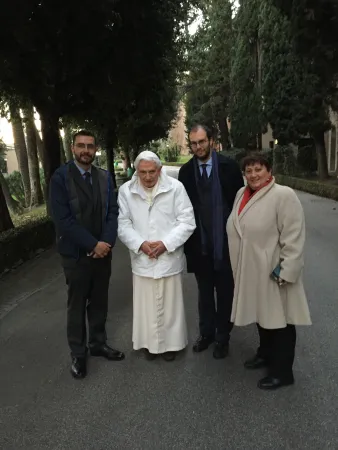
left=195, top=256, right=234, bottom=344
left=257, top=323, right=296, bottom=381
left=62, top=254, right=111, bottom=358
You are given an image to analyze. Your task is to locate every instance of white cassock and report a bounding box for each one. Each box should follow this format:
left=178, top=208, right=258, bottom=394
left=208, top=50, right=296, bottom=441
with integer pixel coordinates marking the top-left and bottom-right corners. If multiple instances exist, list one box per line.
left=117, top=171, right=196, bottom=353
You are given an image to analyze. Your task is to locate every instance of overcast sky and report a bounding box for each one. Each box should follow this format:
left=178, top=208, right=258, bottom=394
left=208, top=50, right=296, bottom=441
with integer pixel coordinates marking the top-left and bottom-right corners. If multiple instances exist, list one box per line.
left=189, top=0, right=239, bottom=35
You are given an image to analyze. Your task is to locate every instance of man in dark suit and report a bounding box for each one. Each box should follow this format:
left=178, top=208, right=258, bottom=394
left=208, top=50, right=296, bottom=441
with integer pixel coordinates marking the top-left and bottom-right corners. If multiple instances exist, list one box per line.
left=50, top=130, right=124, bottom=379
left=178, top=124, right=244, bottom=359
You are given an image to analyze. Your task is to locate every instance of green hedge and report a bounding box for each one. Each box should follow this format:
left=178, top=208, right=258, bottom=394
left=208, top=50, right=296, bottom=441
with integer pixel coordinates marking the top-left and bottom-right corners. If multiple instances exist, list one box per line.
left=0, top=217, right=55, bottom=275
left=161, top=161, right=183, bottom=167
left=275, top=175, right=338, bottom=201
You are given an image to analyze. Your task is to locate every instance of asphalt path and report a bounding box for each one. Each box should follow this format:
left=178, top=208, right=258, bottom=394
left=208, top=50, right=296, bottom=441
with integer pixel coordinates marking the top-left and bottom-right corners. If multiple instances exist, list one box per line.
left=0, top=167, right=337, bottom=449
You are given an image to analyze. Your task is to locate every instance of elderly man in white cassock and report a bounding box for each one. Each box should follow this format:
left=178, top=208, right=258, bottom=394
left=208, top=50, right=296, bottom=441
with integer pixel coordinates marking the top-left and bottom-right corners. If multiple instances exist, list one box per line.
left=118, top=151, right=196, bottom=361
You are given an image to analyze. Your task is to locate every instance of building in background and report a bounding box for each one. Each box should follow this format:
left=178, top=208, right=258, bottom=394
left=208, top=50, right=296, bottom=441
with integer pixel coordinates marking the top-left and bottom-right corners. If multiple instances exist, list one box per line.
left=3, top=146, right=18, bottom=175
left=325, top=110, right=338, bottom=173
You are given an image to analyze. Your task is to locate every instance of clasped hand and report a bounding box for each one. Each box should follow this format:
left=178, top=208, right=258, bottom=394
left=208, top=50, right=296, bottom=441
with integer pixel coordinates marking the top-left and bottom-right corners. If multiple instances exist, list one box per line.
left=140, top=241, right=166, bottom=259
left=89, top=241, right=111, bottom=259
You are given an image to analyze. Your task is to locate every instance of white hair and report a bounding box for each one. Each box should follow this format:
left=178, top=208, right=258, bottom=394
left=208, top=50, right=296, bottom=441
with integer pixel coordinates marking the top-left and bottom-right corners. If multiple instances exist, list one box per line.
left=134, top=151, right=162, bottom=170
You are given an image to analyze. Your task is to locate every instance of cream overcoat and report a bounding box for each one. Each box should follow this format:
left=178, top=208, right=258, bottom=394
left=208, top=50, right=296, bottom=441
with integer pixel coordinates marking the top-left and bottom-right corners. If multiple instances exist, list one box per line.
left=226, top=179, right=311, bottom=329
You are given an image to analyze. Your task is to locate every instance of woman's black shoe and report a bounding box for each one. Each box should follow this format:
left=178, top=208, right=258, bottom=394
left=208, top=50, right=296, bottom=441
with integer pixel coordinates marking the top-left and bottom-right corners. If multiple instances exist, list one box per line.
left=258, top=376, right=294, bottom=390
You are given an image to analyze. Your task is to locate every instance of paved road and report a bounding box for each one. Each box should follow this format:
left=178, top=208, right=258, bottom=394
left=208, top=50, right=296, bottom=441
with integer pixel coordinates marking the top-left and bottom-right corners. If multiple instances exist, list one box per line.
left=0, top=170, right=338, bottom=450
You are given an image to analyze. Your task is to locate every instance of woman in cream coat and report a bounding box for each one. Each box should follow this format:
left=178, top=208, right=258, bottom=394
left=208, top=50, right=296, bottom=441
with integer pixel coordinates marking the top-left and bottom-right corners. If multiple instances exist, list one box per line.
left=226, top=153, right=311, bottom=390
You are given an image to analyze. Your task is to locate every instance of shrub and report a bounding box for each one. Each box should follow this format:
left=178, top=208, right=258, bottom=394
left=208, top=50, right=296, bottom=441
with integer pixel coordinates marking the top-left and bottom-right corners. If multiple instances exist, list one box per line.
left=7, top=170, right=25, bottom=204
left=261, top=148, right=273, bottom=168
left=164, top=143, right=180, bottom=163
left=220, top=147, right=247, bottom=163
left=0, top=216, right=55, bottom=274
left=275, top=175, right=338, bottom=201
left=273, top=145, right=297, bottom=176
left=296, top=145, right=317, bottom=175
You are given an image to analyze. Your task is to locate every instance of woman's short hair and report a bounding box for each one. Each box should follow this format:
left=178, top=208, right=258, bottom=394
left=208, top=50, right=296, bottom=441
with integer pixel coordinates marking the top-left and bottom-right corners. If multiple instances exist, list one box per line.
left=240, top=152, right=272, bottom=172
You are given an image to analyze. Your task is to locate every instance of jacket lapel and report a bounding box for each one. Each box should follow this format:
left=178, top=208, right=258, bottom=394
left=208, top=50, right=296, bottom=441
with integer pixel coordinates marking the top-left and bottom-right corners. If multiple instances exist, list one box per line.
left=231, top=188, right=245, bottom=238
left=182, top=159, right=198, bottom=206
left=97, top=168, right=108, bottom=224
left=91, top=166, right=100, bottom=210
left=238, top=178, right=275, bottom=221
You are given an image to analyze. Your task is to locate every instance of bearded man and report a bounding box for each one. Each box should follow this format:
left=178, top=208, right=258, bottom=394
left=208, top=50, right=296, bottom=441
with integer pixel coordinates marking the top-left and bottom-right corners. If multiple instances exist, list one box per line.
left=50, top=130, right=124, bottom=379
left=179, top=125, right=244, bottom=359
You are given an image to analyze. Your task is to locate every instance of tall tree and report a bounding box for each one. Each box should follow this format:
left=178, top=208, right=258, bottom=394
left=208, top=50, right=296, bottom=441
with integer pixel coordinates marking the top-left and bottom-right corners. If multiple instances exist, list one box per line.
left=0, top=1, right=122, bottom=192
left=185, top=0, right=233, bottom=148
left=0, top=182, right=14, bottom=232
left=22, top=106, right=44, bottom=206
left=63, top=125, right=73, bottom=162
left=0, top=0, right=193, bottom=193
left=0, top=141, right=22, bottom=214
left=230, top=0, right=265, bottom=149
left=9, top=104, right=31, bottom=206
left=271, top=0, right=338, bottom=178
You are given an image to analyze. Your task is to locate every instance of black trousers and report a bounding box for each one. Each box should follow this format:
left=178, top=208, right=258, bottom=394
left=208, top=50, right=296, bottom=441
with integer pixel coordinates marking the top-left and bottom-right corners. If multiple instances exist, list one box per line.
left=257, top=324, right=296, bottom=381
left=62, top=255, right=112, bottom=358
left=195, top=258, right=234, bottom=344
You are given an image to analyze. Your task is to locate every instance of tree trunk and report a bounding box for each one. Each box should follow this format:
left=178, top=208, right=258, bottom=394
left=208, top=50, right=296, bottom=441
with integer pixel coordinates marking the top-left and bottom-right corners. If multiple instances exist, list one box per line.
left=0, top=171, right=23, bottom=214
left=0, top=182, right=14, bottom=232
left=38, top=109, right=61, bottom=205
left=10, top=104, right=31, bottom=207
left=63, top=125, right=73, bottom=161
left=121, top=149, right=131, bottom=170
left=105, top=129, right=117, bottom=188
left=22, top=106, right=44, bottom=207
left=312, top=130, right=329, bottom=179
left=218, top=117, right=230, bottom=150
left=60, top=133, right=66, bottom=165
left=35, top=126, right=45, bottom=168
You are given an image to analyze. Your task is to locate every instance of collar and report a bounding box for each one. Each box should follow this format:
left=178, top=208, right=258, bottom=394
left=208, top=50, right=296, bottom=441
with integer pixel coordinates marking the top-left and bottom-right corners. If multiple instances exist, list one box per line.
left=129, top=171, right=173, bottom=199
left=74, top=161, right=92, bottom=176
left=196, top=156, right=212, bottom=167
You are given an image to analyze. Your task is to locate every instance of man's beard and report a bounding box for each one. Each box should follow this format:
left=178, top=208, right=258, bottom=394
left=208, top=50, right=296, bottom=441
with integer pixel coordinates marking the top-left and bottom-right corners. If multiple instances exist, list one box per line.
left=75, top=153, right=95, bottom=165
left=195, top=145, right=211, bottom=161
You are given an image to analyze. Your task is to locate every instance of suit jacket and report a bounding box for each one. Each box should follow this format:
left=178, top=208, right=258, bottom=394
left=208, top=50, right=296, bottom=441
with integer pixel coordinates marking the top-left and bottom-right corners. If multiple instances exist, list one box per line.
left=178, top=153, right=244, bottom=273
left=49, top=161, right=118, bottom=260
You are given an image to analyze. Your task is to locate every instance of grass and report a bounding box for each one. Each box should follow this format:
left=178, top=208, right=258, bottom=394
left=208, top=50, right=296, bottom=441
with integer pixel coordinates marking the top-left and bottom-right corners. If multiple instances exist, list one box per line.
left=160, top=154, right=192, bottom=166
left=178, top=155, right=192, bottom=164
left=11, top=205, right=47, bottom=227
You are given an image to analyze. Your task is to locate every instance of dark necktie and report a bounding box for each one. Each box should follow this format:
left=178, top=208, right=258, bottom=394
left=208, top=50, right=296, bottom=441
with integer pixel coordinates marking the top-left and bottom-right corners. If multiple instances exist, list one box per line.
left=84, top=172, right=93, bottom=193
left=201, top=164, right=208, bottom=182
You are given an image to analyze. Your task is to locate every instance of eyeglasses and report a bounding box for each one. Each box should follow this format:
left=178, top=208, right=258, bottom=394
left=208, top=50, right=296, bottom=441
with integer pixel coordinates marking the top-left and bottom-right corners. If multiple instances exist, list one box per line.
left=190, top=138, right=209, bottom=149
left=75, top=143, right=96, bottom=150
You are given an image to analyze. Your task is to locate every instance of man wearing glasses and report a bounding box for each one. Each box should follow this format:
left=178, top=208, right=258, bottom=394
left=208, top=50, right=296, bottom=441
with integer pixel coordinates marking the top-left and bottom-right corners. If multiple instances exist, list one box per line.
left=50, top=130, right=124, bottom=379
left=178, top=125, right=244, bottom=359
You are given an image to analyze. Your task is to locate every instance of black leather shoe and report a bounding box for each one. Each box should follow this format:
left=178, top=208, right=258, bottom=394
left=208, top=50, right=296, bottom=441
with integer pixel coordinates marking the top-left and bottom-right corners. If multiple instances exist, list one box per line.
left=258, top=376, right=294, bottom=390
left=162, top=352, right=176, bottom=362
left=90, top=344, right=125, bottom=361
left=71, top=357, right=87, bottom=379
left=144, top=349, right=157, bottom=361
left=244, top=355, right=268, bottom=370
left=193, top=336, right=214, bottom=353
left=213, top=342, right=229, bottom=359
